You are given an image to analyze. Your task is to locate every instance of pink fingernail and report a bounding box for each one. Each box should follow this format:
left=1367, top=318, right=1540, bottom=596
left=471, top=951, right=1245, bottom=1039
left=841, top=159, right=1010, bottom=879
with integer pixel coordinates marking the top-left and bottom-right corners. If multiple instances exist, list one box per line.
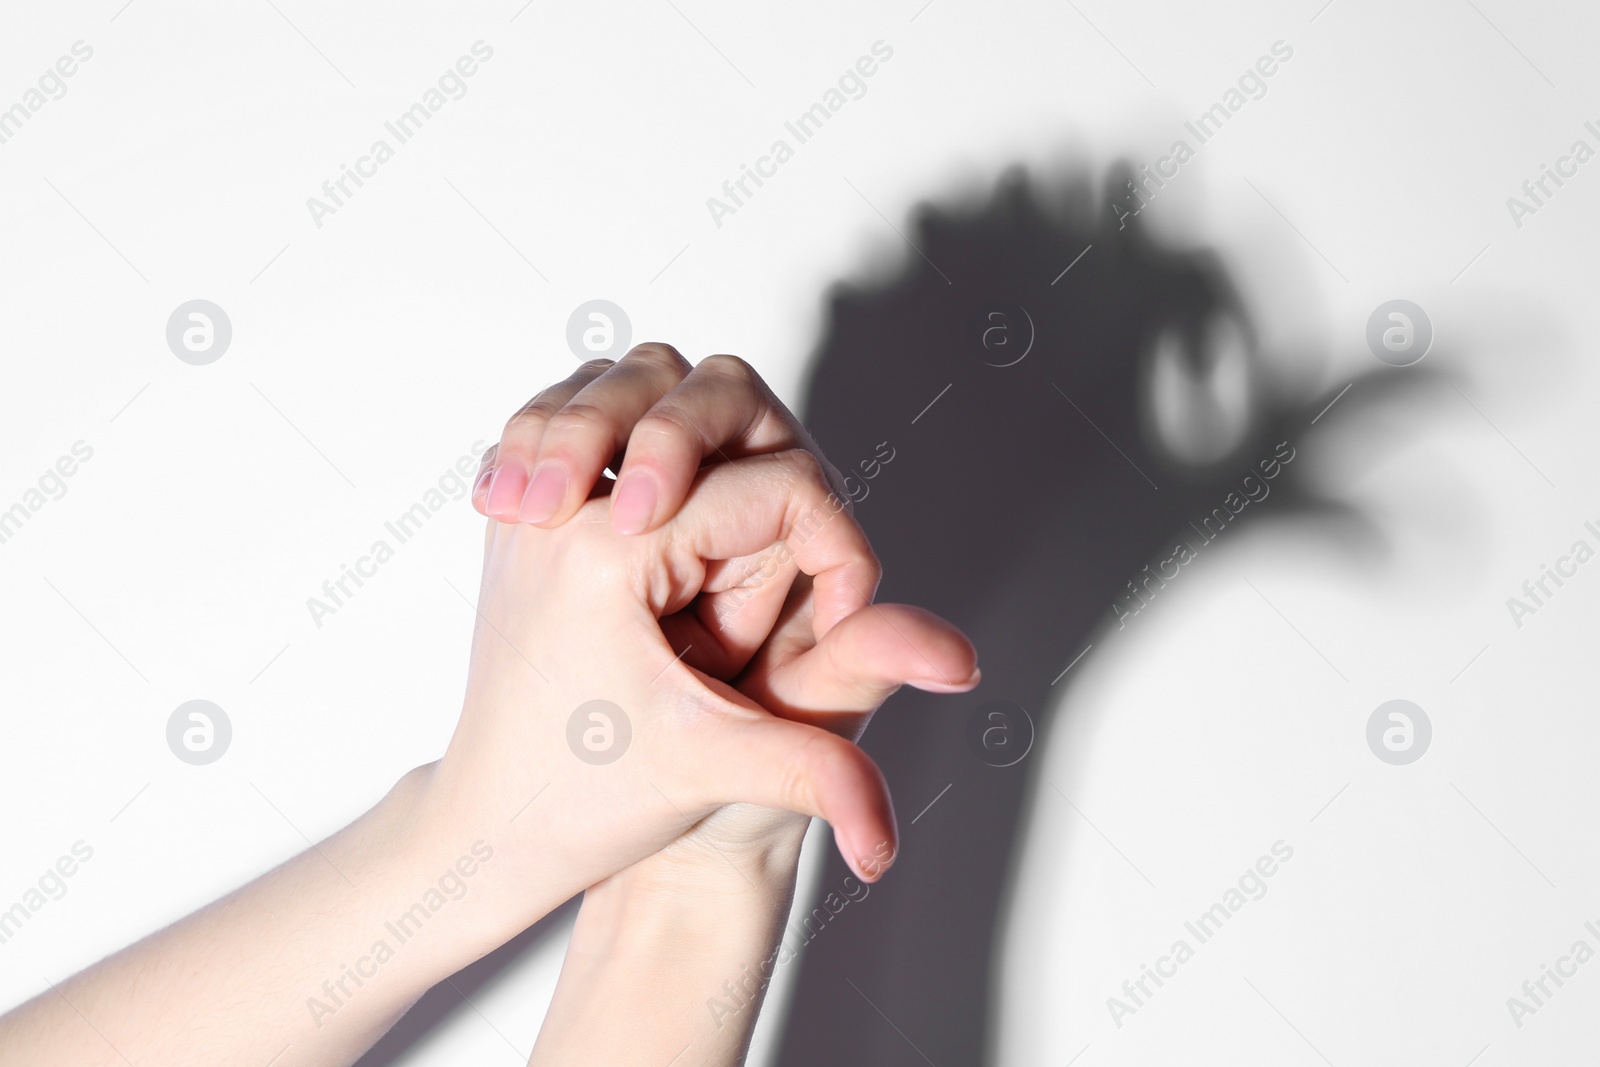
left=518, top=462, right=567, bottom=524
left=910, top=667, right=982, bottom=693
left=856, top=840, right=897, bottom=881
left=610, top=470, right=658, bottom=535
left=486, top=463, right=529, bottom=519
left=866, top=852, right=896, bottom=879
left=472, top=465, right=494, bottom=498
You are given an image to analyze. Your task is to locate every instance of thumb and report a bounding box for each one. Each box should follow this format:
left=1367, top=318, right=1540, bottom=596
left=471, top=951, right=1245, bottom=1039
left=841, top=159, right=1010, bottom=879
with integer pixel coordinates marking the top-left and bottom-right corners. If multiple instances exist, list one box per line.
left=740, top=603, right=980, bottom=739
left=691, top=708, right=900, bottom=882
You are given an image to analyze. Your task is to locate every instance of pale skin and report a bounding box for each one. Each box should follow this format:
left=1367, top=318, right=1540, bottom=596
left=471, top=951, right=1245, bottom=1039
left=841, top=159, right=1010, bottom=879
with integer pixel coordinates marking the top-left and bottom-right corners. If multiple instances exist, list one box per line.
left=0, top=345, right=978, bottom=1066
left=500, top=348, right=952, bottom=1065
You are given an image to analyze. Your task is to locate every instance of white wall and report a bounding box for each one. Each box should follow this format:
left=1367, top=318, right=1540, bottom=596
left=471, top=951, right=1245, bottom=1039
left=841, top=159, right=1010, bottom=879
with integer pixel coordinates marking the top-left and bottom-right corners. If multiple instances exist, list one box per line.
left=1, top=1, right=1596, bottom=1063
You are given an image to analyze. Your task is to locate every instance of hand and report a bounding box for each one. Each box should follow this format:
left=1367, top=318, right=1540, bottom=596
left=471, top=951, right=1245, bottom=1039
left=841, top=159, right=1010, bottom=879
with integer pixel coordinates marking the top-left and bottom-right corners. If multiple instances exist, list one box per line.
left=475, top=346, right=834, bottom=537
left=463, top=344, right=977, bottom=908
left=471, top=344, right=977, bottom=714
left=492, top=347, right=978, bottom=1066
left=433, top=423, right=976, bottom=945
left=0, top=347, right=963, bottom=1067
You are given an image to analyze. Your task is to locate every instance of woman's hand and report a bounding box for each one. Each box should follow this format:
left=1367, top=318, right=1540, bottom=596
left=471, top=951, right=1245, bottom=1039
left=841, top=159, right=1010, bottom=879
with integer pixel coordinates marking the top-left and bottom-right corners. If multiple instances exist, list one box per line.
left=466, top=345, right=979, bottom=1065
left=463, top=345, right=978, bottom=854
left=526, top=588, right=961, bottom=1066
left=0, top=345, right=967, bottom=1067
left=432, top=347, right=979, bottom=947
left=473, top=346, right=875, bottom=673
left=434, top=451, right=912, bottom=928
left=475, top=345, right=832, bottom=538
left=470, top=343, right=977, bottom=722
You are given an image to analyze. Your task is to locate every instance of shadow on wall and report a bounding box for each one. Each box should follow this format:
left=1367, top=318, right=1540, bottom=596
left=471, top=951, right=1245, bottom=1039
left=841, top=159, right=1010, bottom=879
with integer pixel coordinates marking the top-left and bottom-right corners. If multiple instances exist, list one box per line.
left=359, top=160, right=1443, bottom=1066
left=773, top=162, right=1438, bottom=1066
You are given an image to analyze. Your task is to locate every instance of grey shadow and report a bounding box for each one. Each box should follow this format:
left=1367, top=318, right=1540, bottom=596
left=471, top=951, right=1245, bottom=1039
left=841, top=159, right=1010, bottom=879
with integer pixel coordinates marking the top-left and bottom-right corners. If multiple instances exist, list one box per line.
left=772, top=163, right=1433, bottom=1066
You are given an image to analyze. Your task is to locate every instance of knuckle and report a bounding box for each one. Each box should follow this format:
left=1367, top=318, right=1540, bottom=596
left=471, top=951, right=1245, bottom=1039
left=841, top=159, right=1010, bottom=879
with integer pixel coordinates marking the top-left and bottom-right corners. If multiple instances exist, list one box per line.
left=474, top=445, right=500, bottom=483
left=624, top=342, right=691, bottom=375
left=776, top=449, right=831, bottom=530
left=503, top=393, right=566, bottom=439
left=781, top=733, right=828, bottom=813
left=544, top=402, right=615, bottom=444
left=791, top=732, right=857, bottom=813
left=699, top=352, right=758, bottom=386
left=502, top=409, right=546, bottom=443
left=574, top=357, right=615, bottom=376
left=630, top=412, right=696, bottom=452
left=778, top=446, right=828, bottom=489
left=860, top=542, right=884, bottom=584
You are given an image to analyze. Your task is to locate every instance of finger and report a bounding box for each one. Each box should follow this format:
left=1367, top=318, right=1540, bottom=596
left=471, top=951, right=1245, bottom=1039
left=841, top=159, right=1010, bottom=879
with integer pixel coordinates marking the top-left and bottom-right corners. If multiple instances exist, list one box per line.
left=650, top=449, right=881, bottom=637
left=741, top=603, right=980, bottom=738
left=658, top=552, right=799, bottom=682
left=481, top=360, right=613, bottom=520
left=611, top=353, right=812, bottom=535
left=692, top=708, right=899, bottom=882
left=470, top=443, right=499, bottom=513
left=518, top=343, right=692, bottom=526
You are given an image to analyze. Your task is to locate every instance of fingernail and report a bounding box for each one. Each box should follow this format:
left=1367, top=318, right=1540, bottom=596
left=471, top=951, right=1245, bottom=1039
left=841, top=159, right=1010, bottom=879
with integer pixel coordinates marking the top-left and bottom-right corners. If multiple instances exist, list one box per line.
left=909, top=667, right=981, bottom=694
left=858, top=841, right=897, bottom=881
left=610, top=470, right=658, bottom=535
left=485, top=462, right=529, bottom=519
left=518, top=462, right=567, bottom=524
left=472, top=465, right=494, bottom=498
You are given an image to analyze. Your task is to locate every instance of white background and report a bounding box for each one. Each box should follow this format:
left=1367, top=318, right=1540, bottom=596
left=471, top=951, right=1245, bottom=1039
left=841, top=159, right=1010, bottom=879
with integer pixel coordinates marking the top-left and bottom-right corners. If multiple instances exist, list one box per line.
left=1, top=1, right=1597, bottom=1064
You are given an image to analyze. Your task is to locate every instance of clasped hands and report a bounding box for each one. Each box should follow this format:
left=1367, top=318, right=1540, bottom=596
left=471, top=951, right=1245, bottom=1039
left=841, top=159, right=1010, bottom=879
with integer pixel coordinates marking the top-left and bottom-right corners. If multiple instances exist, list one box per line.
left=0, top=343, right=976, bottom=1067
left=435, top=343, right=977, bottom=928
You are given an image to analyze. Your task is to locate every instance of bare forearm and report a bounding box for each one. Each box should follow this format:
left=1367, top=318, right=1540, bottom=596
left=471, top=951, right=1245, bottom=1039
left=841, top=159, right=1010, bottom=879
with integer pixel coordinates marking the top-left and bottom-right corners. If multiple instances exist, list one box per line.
left=0, top=766, right=517, bottom=1067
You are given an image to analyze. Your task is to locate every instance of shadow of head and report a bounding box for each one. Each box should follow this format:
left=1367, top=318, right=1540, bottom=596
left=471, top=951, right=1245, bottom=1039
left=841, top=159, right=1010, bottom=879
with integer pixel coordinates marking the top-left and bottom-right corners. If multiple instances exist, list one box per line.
left=804, top=161, right=1422, bottom=624
left=777, top=160, right=1438, bottom=1066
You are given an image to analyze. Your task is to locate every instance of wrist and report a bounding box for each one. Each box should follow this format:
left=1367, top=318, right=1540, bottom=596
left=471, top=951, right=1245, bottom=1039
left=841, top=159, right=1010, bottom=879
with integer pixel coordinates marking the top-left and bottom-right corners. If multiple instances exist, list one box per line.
left=342, top=765, right=520, bottom=981
left=573, top=812, right=806, bottom=969
left=530, top=819, right=806, bottom=1066
left=609, top=806, right=809, bottom=901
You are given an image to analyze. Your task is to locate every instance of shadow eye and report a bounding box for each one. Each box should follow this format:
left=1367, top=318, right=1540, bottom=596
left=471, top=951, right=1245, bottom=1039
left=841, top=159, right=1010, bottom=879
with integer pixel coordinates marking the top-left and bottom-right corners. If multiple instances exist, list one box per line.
left=1145, top=313, right=1254, bottom=466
